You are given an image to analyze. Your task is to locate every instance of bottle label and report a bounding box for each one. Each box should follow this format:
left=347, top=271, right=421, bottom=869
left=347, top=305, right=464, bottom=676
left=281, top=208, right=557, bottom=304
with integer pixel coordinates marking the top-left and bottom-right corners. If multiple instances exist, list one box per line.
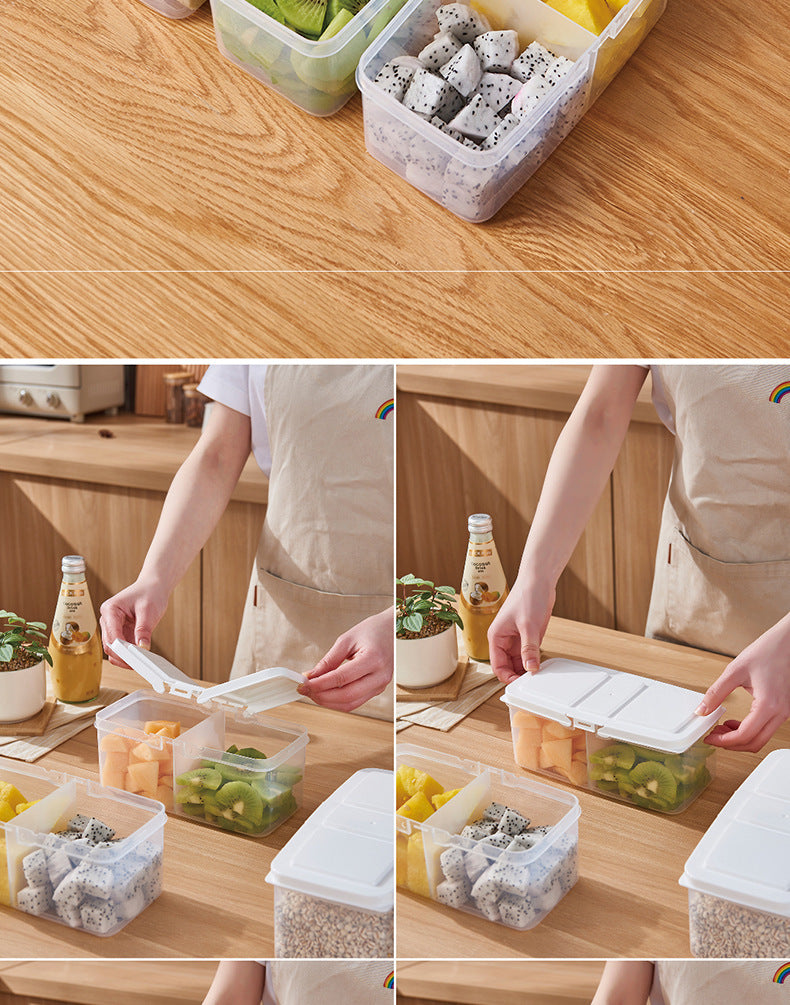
left=461, top=543, right=507, bottom=612
left=52, top=582, right=97, bottom=651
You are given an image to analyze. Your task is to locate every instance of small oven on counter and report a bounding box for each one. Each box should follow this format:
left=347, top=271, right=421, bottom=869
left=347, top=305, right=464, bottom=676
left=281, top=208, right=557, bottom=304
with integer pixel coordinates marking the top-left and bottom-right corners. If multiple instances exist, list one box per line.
left=0, top=364, right=126, bottom=422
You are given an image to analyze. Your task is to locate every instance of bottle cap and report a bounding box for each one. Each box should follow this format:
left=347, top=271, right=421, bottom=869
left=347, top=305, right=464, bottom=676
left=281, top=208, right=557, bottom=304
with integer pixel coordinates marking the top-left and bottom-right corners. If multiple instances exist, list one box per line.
left=61, top=555, right=86, bottom=574
left=468, top=513, right=493, bottom=534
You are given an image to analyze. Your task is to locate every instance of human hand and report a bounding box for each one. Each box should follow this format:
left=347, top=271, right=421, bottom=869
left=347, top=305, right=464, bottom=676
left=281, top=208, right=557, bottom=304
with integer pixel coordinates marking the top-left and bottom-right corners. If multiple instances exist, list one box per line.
left=298, top=607, right=394, bottom=713
left=99, top=579, right=169, bottom=667
left=696, top=613, right=790, bottom=753
left=487, top=576, right=556, bottom=684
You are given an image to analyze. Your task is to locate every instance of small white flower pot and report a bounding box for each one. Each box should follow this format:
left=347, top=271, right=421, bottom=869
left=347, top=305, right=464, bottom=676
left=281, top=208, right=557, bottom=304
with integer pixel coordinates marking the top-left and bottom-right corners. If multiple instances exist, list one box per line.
left=0, top=659, right=47, bottom=723
left=396, top=625, right=458, bottom=688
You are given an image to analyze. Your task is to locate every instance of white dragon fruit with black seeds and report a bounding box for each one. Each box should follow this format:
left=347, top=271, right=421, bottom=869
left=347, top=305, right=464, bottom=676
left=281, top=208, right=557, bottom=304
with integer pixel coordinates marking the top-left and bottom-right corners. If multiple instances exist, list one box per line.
left=418, top=32, right=462, bottom=70
left=470, top=866, right=500, bottom=905
left=116, top=886, right=147, bottom=922
left=373, top=56, right=422, bottom=101
left=403, top=68, right=465, bottom=122
left=481, top=831, right=514, bottom=851
left=439, top=44, right=482, bottom=98
left=436, top=877, right=471, bottom=908
left=497, top=807, right=530, bottom=836
left=439, top=845, right=467, bottom=881
left=543, top=55, right=574, bottom=87
left=511, top=41, right=557, bottom=83
left=46, top=847, right=73, bottom=888
left=67, top=814, right=91, bottom=833
left=476, top=72, right=521, bottom=113
left=499, top=892, right=540, bottom=929
left=436, top=3, right=490, bottom=43
left=17, top=884, right=53, bottom=916
left=481, top=113, right=520, bottom=149
left=512, top=76, right=551, bottom=119
left=80, top=895, right=119, bottom=935
left=477, top=897, right=501, bottom=922
left=472, top=30, right=519, bottom=72
left=22, top=849, right=50, bottom=886
left=448, top=93, right=498, bottom=140
left=490, top=857, right=531, bottom=897
left=461, top=819, right=498, bottom=841
left=71, top=860, right=115, bottom=899
left=464, top=845, right=490, bottom=881
left=482, top=802, right=507, bottom=823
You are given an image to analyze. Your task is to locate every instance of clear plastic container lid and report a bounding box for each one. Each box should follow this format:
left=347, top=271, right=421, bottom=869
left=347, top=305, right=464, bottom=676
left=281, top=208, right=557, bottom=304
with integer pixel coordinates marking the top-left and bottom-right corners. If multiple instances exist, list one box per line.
left=266, top=768, right=393, bottom=912
left=680, top=750, right=790, bottom=916
left=502, top=657, right=723, bottom=754
left=109, top=639, right=306, bottom=715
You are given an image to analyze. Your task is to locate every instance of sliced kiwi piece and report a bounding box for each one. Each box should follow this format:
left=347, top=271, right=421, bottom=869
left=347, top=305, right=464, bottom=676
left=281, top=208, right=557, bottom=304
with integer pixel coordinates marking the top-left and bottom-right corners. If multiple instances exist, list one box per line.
left=215, top=780, right=264, bottom=827
left=319, top=7, right=353, bottom=37
left=245, top=0, right=287, bottom=22
left=275, top=0, right=327, bottom=36
left=176, top=767, right=223, bottom=790
left=275, top=765, right=303, bottom=786
left=589, top=743, right=636, bottom=770
left=628, top=760, right=677, bottom=805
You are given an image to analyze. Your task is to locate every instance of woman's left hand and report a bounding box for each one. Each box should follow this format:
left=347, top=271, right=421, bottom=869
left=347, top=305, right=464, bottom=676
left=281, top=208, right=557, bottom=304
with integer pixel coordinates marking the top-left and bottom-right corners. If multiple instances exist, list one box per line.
left=696, top=612, right=790, bottom=752
left=298, top=608, right=394, bottom=713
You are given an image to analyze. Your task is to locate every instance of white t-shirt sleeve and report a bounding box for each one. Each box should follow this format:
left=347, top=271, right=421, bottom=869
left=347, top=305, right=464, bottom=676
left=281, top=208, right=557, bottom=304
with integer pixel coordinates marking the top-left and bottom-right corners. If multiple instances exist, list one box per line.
left=198, top=364, right=272, bottom=477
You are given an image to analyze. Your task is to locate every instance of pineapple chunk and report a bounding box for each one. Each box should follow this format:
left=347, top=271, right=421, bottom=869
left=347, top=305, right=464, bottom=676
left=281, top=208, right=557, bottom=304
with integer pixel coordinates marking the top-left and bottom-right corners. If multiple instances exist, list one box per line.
left=406, top=832, right=431, bottom=897
left=397, top=791, right=435, bottom=823
left=431, top=788, right=461, bottom=811
left=395, top=765, right=444, bottom=805
left=544, top=0, right=612, bottom=33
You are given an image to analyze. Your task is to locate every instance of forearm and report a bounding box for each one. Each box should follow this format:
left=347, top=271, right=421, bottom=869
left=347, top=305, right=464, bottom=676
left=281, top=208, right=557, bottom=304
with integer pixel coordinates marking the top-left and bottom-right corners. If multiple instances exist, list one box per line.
left=203, top=961, right=265, bottom=1005
left=591, top=961, right=653, bottom=1005
left=138, top=404, right=252, bottom=595
left=519, top=365, right=648, bottom=589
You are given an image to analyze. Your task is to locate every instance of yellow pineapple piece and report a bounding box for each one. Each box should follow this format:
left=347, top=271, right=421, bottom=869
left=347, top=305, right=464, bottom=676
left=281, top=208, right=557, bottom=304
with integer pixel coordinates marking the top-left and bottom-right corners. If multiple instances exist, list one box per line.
left=0, top=783, right=26, bottom=812
left=396, top=834, right=408, bottom=887
left=544, top=0, right=612, bottom=33
left=0, top=801, right=15, bottom=824
left=14, top=801, right=39, bottom=815
left=395, top=765, right=444, bottom=806
left=431, top=788, right=461, bottom=811
left=397, top=791, right=435, bottom=823
left=0, top=838, right=8, bottom=906
left=406, top=832, right=431, bottom=897
left=605, top=0, right=629, bottom=10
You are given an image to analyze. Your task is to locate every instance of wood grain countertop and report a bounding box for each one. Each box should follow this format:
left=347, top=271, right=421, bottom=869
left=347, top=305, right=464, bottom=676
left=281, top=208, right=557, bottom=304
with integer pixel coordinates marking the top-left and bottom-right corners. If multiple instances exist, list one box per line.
left=0, top=661, right=391, bottom=958
left=397, top=960, right=606, bottom=1005
left=0, top=414, right=267, bottom=503
left=397, top=364, right=661, bottom=422
left=1, top=0, right=788, bottom=355
left=396, top=615, right=789, bottom=959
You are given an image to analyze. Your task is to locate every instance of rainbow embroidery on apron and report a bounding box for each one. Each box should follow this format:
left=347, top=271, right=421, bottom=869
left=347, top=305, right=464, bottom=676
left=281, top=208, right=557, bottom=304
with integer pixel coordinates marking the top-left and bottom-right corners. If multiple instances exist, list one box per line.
left=773, top=964, right=790, bottom=984
left=384, top=971, right=395, bottom=989
left=375, top=399, right=394, bottom=420
left=769, top=382, right=790, bottom=403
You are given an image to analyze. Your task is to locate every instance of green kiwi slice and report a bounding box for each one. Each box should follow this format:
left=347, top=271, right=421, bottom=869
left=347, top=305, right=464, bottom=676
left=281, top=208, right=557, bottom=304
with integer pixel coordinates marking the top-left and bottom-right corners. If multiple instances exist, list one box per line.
left=319, top=7, right=353, bottom=37
left=215, top=780, right=264, bottom=827
left=245, top=0, right=287, bottom=22
left=628, top=761, right=677, bottom=805
left=589, top=744, right=636, bottom=770
left=274, top=0, right=327, bottom=36
left=176, top=767, right=223, bottom=790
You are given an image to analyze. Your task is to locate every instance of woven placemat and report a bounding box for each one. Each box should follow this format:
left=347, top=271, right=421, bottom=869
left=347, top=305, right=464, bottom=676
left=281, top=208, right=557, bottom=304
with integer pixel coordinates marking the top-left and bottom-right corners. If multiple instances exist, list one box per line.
left=0, top=700, right=56, bottom=737
left=396, top=651, right=470, bottom=703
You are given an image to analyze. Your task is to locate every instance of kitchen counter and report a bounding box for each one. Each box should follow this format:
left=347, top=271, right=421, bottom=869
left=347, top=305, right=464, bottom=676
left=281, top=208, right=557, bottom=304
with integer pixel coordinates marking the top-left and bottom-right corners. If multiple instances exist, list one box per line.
left=396, top=616, right=788, bottom=959
left=1, top=0, right=788, bottom=355
left=0, top=414, right=266, bottom=503
left=0, top=661, right=392, bottom=958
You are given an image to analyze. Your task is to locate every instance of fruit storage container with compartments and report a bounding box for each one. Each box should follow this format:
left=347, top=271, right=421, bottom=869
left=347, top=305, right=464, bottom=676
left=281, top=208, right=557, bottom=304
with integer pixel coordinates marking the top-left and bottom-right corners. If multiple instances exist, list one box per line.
left=680, top=750, right=790, bottom=958
left=396, top=744, right=580, bottom=930
left=266, top=768, right=393, bottom=957
left=209, top=0, right=407, bottom=116
left=137, top=0, right=207, bottom=19
left=0, top=756, right=165, bottom=936
left=356, top=0, right=666, bottom=222
left=502, top=658, right=723, bottom=814
left=97, top=641, right=308, bottom=837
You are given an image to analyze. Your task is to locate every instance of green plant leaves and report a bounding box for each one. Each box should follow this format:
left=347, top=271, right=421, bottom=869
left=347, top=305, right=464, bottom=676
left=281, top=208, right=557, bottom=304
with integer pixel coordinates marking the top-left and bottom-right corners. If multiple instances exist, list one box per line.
left=0, top=611, right=52, bottom=665
left=402, top=613, right=423, bottom=633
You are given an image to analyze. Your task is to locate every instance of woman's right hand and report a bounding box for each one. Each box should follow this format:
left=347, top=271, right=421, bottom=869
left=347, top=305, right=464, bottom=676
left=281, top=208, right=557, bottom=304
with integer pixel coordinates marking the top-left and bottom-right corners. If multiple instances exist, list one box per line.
left=99, top=579, right=169, bottom=666
left=487, top=576, right=556, bottom=684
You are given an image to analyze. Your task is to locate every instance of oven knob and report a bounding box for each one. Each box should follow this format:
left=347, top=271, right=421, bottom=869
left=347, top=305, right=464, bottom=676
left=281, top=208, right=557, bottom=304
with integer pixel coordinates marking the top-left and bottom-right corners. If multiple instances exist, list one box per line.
left=18, top=389, right=32, bottom=406
left=46, top=392, right=61, bottom=409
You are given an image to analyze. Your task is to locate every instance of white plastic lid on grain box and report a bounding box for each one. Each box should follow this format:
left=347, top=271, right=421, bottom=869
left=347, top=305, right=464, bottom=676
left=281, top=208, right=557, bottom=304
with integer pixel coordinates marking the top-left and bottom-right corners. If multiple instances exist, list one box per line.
left=680, top=750, right=790, bottom=915
left=502, top=657, right=723, bottom=754
left=266, top=768, right=394, bottom=912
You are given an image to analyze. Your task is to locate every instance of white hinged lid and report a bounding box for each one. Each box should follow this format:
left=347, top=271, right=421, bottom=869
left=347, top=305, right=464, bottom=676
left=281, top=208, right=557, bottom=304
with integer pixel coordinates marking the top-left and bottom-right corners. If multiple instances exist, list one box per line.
left=266, top=768, right=393, bottom=913
left=502, top=657, right=723, bottom=754
left=109, top=639, right=305, bottom=715
left=680, top=750, right=790, bottom=916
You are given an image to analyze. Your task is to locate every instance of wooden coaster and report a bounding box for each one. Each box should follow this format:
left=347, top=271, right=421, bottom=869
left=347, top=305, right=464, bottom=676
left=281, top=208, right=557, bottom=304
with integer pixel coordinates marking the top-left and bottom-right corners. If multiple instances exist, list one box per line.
left=396, top=651, right=470, bottom=703
left=0, top=700, right=56, bottom=737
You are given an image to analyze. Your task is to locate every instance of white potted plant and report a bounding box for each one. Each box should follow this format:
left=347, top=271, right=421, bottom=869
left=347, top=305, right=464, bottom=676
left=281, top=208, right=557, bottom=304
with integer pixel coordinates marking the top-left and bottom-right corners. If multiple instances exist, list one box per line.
left=396, top=575, right=463, bottom=688
left=0, top=610, right=52, bottom=722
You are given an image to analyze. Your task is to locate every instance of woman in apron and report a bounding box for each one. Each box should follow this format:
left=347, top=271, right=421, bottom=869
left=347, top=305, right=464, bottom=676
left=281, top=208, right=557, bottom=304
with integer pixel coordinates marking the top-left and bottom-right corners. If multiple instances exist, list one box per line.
left=592, top=959, right=790, bottom=1004
left=202, top=960, right=395, bottom=1005
left=100, top=364, right=394, bottom=718
left=488, top=363, right=790, bottom=752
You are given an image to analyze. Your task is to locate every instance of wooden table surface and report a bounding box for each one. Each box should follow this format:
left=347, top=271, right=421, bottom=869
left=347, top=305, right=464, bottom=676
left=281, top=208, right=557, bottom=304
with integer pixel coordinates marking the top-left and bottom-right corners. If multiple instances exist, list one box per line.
left=397, top=961, right=606, bottom=1005
left=396, top=616, right=789, bottom=959
left=0, top=662, right=392, bottom=959
left=1, top=0, right=788, bottom=355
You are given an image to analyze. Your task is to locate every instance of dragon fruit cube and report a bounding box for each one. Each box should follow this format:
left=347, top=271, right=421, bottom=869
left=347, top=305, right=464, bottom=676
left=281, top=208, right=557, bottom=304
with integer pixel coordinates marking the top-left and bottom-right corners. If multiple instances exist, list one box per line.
left=80, top=895, right=119, bottom=935
left=46, top=848, right=73, bottom=889
left=439, top=44, right=482, bottom=98
left=116, top=886, right=147, bottom=922
left=436, top=3, right=491, bottom=43
left=511, top=41, right=557, bottom=83
left=464, top=846, right=490, bottom=882
left=472, top=30, right=519, bottom=73
left=67, top=814, right=92, bottom=833
left=436, top=878, right=471, bottom=908
left=482, top=802, right=508, bottom=823
left=499, top=892, right=540, bottom=929
left=477, top=897, right=501, bottom=922
left=22, top=849, right=50, bottom=887
left=418, top=32, right=462, bottom=71
left=497, top=808, right=531, bottom=836
left=461, top=820, right=498, bottom=841
left=512, top=76, right=552, bottom=119
left=71, top=861, right=115, bottom=899
left=17, top=884, right=53, bottom=916
left=543, top=55, right=575, bottom=88
left=481, top=113, right=520, bottom=150
left=374, top=56, right=422, bottom=101
left=82, top=818, right=116, bottom=845
left=471, top=866, right=500, bottom=906
left=490, top=857, right=531, bottom=897
left=403, top=69, right=464, bottom=122
left=448, top=94, right=499, bottom=140
left=476, top=72, right=521, bottom=113
left=440, top=846, right=467, bottom=882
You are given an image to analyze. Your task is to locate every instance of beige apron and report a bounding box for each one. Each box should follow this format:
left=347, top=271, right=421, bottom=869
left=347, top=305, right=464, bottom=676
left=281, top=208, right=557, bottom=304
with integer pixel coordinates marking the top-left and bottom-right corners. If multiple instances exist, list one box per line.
left=646, top=365, right=790, bottom=657
left=652, top=960, right=790, bottom=1004
left=263, top=961, right=395, bottom=1004
left=230, top=365, right=394, bottom=720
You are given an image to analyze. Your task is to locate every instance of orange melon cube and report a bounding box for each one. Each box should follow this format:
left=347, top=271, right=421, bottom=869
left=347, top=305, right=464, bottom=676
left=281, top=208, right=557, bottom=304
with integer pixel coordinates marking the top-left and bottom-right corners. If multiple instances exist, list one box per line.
left=515, top=734, right=541, bottom=770
left=100, top=733, right=131, bottom=754
left=542, top=737, right=574, bottom=775
left=543, top=721, right=577, bottom=741
left=512, top=710, right=543, bottom=730
left=125, top=760, right=159, bottom=795
left=102, top=769, right=126, bottom=791
left=144, top=720, right=181, bottom=739
left=568, top=760, right=589, bottom=786
left=131, top=741, right=171, bottom=765
left=156, top=786, right=174, bottom=810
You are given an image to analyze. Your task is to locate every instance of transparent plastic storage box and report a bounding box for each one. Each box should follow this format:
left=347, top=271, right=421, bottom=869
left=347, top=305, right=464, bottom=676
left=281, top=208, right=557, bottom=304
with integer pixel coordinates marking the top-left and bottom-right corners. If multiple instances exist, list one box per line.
left=96, top=641, right=308, bottom=837
left=266, top=768, right=393, bottom=957
left=0, top=755, right=165, bottom=936
left=137, top=0, right=207, bottom=19
left=396, top=743, right=580, bottom=930
left=210, top=0, right=407, bottom=115
left=502, top=658, right=723, bottom=814
left=357, top=0, right=666, bottom=221
left=680, top=750, right=790, bottom=957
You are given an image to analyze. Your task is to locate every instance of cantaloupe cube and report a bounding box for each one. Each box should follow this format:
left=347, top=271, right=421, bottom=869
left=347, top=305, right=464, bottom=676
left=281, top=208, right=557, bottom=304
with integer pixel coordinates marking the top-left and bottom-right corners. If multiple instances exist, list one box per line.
left=539, top=746, right=554, bottom=769
left=568, top=760, right=589, bottom=786
left=158, top=774, right=173, bottom=787
left=131, top=741, right=171, bottom=764
left=103, top=751, right=129, bottom=774
left=542, top=737, right=574, bottom=775
left=125, top=760, right=159, bottom=795
left=144, top=720, right=180, bottom=739
left=517, top=727, right=542, bottom=751
left=156, top=786, right=174, bottom=809
left=572, top=733, right=587, bottom=753
left=100, top=733, right=132, bottom=754
left=513, top=710, right=543, bottom=730
left=543, top=721, right=577, bottom=741
left=544, top=0, right=612, bottom=33
left=102, top=769, right=126, bottom=791
left=516, top=734, right=541, bottom=770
